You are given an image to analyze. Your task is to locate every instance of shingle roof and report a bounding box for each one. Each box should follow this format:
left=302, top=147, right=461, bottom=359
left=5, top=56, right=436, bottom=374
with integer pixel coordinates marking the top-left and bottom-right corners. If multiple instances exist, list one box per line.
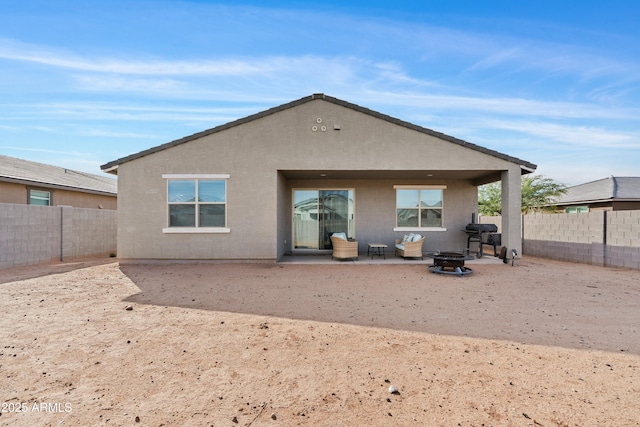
left=1, top=155, right=117, bottom=195
left=554, top=176, right=640, bottom=205
left=101, top=93, right=537, bottom=173
left=613, top=177, right=640, bottom=199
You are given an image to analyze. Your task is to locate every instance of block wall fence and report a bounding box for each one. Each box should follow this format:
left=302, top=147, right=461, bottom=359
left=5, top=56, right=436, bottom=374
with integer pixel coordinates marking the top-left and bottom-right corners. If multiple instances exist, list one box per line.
left=2, top=202, right=638, bottom=270
left=480, top=211, right=640, bottom=270
left=0, top=203, right=117, bottom=269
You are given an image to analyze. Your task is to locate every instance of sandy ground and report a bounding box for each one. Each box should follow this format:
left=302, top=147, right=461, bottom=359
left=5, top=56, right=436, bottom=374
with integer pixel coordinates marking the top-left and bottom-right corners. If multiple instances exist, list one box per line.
left=0, top=256, right=639, bottom=427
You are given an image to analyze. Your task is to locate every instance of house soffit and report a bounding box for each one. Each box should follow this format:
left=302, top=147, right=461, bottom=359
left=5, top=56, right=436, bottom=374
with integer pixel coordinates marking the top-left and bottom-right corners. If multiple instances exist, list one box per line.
left=280, top=169, right=505, bottom=185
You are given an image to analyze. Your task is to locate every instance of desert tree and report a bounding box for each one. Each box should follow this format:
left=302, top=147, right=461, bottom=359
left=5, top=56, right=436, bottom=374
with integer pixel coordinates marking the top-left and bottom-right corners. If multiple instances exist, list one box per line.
left=478, top=175, right=567, bottom=215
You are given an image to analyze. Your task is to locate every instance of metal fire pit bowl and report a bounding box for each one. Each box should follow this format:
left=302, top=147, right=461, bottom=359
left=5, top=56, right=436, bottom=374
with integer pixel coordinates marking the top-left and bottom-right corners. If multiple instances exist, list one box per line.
left=427, top=252, right=474, bottom=276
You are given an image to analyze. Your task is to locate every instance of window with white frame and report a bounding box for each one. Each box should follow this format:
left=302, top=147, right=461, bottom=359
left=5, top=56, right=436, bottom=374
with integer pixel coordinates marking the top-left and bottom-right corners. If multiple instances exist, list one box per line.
left=565, top=206, right=589, bottom=213
left=163, top=174, right=230, bottom=233
left=395, top=185, right=445, bottom=229
left=29, top=189, right=51, bottom=206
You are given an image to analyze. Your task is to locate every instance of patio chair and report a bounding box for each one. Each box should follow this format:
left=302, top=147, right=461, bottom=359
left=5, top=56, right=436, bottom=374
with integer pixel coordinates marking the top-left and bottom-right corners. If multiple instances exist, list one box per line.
left=395, top=234, right=425, bottom=260
left=330, top=233, right=359, bottom=261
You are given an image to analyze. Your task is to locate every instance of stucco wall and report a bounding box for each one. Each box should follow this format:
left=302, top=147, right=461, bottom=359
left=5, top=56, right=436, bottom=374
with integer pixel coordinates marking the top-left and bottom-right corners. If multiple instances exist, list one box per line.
left=54, top=190, right=117, bottom=210
left=115, top=98, right=518, bottom=260
left=276, top=172, right=291, bottom=259
left=0, top=182, right=26, bottom=204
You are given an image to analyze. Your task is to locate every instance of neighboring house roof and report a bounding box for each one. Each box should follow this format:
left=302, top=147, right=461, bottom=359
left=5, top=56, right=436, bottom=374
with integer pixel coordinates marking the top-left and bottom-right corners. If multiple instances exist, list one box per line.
left=101, top=93, right=537, bottom=173
left=0, top=154, right=117, bottom=196
left=552, top=176, right=640, bottom=206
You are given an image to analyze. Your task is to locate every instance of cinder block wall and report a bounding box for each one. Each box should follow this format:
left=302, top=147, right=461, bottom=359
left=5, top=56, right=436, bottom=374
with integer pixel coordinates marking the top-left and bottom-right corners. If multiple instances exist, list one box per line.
left=481, top=211, right=640, bottom=270
left=0, top=203, right=117, bottom=269
left=608, top=210, right=640, bottom=246
left=0, top=203, right=61, bottom=268
left=523, top=212, right=604, bottom=244
left=605, top=210, right=640, bottom=269
left=63, top=206, right=118, bottom=260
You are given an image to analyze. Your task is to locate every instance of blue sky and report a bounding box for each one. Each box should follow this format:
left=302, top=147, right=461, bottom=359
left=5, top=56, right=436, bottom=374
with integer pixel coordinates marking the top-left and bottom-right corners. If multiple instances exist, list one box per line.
left=1, top=0, right=638, bottom=186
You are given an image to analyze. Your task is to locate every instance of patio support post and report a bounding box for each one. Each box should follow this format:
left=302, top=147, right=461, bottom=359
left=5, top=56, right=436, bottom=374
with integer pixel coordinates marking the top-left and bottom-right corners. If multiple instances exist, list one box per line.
left=501, top=167, right=523, bottom=255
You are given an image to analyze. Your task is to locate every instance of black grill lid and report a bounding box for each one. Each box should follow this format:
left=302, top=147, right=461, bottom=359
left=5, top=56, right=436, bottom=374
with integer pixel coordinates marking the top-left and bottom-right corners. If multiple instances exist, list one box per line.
left=465, top=223, right=498, bottom=233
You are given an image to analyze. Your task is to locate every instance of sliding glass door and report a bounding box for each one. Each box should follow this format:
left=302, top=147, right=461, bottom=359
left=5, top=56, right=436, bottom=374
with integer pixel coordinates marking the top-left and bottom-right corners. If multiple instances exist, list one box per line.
left=293, top=190, right=319, bottom=249
left=293, top=189, right=355, bottom=250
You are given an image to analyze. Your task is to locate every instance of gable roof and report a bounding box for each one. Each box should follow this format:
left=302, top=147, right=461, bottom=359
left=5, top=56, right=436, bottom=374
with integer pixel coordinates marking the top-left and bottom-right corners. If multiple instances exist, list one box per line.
left=101, top=93, right=537, bottom=174
left=553, top=176, right=640, bottom=205
left=0, top=155, right=117, bottom=196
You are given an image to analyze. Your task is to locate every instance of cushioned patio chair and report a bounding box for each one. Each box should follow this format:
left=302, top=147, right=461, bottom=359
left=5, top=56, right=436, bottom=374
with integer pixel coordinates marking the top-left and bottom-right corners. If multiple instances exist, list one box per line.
left=330, top=233, right=359, bottom=261
left=395, top=234, right=425, bottom=260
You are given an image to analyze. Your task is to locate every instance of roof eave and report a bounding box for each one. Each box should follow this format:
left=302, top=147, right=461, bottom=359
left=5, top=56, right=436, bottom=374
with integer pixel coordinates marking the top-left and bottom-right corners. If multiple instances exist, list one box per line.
left=102, top=164, right=119, bottom=175
left=544, top=198, right=640, bottom=207
left=554, top=199, right=612, bottom=206
left=0, top=176, right=117, bottom=196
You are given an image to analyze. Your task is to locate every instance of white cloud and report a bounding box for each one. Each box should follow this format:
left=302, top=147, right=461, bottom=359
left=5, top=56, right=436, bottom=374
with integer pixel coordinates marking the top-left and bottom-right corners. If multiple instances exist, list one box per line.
left=357, top=91, right=640, bottom=121
left=77, top=129, right=160, bottom=139
left=465, top=48, right=525, bottom=72
left=0, top=145, right=89, bottom=156
left=484, top=120, right=640, bottom=148
left=536, top=158, right=639, bottom=186
left=2, top=33, right=639, bottom=124
left=0, top=38, right=367, bottom=79
left=74, top=75, right=187, bottom=92
left=1, top=102, right=259, bottom=123
left=0, top=38, right=267, bottom=75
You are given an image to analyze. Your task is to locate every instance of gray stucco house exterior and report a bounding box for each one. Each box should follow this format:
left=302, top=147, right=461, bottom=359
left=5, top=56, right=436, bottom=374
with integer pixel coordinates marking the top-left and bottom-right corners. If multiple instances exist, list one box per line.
left=101, top=94, right=536, bottom=261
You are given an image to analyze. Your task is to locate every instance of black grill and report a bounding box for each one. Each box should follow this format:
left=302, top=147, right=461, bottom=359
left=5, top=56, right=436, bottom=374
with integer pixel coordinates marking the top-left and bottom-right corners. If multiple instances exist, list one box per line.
left=465, top=223, right=498, bottom=233
left=464, top=223, right=500, bottom=258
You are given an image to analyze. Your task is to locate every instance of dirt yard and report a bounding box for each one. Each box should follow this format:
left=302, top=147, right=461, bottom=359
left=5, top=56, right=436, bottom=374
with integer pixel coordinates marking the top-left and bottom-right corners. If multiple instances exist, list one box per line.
left=0, top=256, right=638, bottom=426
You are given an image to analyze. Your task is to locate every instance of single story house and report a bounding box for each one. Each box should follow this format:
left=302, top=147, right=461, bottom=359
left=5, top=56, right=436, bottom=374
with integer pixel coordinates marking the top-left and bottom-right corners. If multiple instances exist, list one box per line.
left=551, top=176, right=640, bottom=212
left=101, top=94, right=536, bottom=261
left=1, top=155, right=117, bottom=209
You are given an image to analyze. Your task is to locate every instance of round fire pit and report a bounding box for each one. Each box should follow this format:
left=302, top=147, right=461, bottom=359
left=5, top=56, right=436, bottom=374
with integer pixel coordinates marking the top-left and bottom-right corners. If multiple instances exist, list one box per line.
left=426, top=252, right=474, bottom=276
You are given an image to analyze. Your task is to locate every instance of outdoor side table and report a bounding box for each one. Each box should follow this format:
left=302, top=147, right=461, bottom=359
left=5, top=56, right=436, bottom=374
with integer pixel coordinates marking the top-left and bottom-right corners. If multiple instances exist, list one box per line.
left=367, top=243, right=387, bottom=259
